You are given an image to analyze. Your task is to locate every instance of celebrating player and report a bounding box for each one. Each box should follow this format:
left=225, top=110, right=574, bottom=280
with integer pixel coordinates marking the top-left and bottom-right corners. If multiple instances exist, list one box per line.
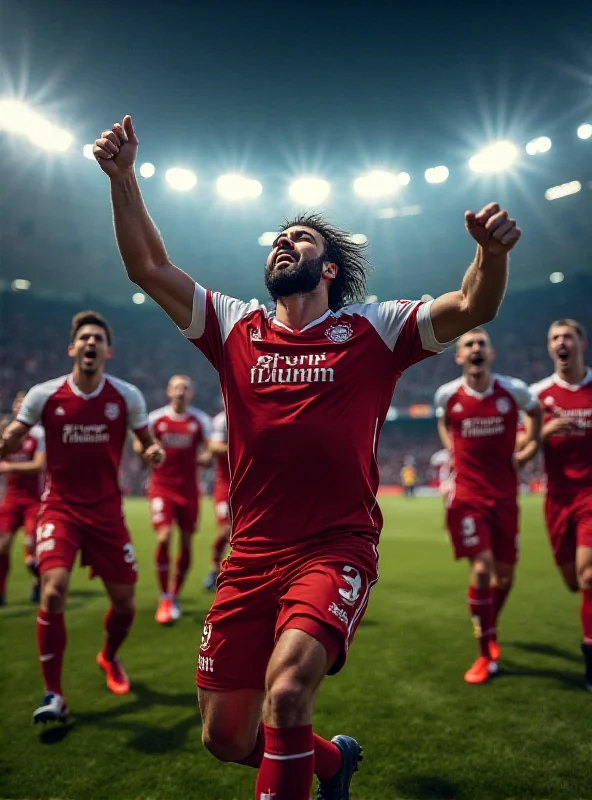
left=137, top=375, right=211, bottom=624
left=435, top=329, right=542, bottom=684
left=204, top=409, right=231, bottom=591
left=94, top=114, right=521, bottom=800
left=0, top=310, right=164, bottom=724
left=530, top=319, right=592, bottom=690
left=0, top=391, right=46, bottom=605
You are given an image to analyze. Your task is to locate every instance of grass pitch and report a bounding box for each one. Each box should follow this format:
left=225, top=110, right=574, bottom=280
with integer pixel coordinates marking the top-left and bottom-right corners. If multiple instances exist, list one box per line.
left=0, top=495, right=590, bottom=800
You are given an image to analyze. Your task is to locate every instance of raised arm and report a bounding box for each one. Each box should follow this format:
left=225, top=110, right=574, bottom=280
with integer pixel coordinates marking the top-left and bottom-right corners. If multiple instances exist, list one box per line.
left=429, top=203, right=521, bottom=344
left=94, top=116, right=195, bottom=329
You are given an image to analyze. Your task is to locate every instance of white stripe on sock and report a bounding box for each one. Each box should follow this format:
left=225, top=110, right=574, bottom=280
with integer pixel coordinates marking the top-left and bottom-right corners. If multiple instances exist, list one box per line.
left=39, top=653, right=54, bottom=662
left=262, top=749, right=314, bottom=761
left=37, top=616, right=50, bottom=625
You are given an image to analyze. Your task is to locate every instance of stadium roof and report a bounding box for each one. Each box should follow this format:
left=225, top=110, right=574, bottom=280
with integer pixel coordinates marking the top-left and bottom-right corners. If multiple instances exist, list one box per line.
left=1, top=0, right=592, bottom=306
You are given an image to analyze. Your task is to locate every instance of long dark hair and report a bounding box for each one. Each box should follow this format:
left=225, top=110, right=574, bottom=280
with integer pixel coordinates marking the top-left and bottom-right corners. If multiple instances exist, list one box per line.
left=278, top=213, right=371, bottom=310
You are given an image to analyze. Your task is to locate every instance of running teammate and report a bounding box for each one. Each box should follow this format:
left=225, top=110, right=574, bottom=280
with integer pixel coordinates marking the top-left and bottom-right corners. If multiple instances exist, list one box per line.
left=139, top=375, right=211, bottom=623
left=530, top=319, right=592, bottom=690
left=0, top=391, right=45, bottom=604
left=94, top=114, right=521, bottom=800
left=435, top=329, right=542, bottom=684
left=204, top=409, right=231, bottom=591
left=0, top=310, right=164, bottom=723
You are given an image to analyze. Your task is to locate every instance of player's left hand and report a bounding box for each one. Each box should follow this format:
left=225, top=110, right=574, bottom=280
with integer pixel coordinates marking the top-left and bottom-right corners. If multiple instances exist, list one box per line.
left=0, top=461, right=11, bottom=474
left=144, top=443, right=166, bottom=467
left=465, top=203, right=522, bottom=255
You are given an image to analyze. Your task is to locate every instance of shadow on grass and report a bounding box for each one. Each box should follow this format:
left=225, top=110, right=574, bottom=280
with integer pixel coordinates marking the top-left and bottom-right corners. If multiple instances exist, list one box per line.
left=394, top=775, right=460, bottom=800
left=503, top=640, right=581, bottom=663
left=68, top=589, right=104, bottom=600
left=39, top=681, right=200, bottom=753
left=498, top=660, right=583, bottom=689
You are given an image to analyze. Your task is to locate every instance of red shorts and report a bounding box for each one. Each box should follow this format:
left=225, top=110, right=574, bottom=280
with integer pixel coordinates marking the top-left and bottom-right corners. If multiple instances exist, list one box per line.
left=196, top=534, right=379, bottom=691
left=0, top=497, right=40, bottom=547
left=36, top=507, right=138, bottom=584
left=545, top=492, right=592, bottom=566
left=149, top=493, right=199, bottom=534
left=213, top=481, right=230, bottom=526
left=446, top=496, right=519, bottom=564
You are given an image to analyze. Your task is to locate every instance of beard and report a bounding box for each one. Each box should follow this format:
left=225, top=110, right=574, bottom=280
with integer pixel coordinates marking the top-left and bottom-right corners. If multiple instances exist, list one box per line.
left=264, top=255, right=324, bottom=302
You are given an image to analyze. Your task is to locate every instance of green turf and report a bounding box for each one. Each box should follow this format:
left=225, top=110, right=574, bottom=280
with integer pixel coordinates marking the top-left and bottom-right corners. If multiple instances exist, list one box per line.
left=1, top=496, right=590, bottom=800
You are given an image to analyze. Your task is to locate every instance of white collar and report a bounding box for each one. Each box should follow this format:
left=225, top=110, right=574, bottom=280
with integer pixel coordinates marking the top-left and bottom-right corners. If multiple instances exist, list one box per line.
left=67, top=373, right=106, bottom=400
left=553, top=367, right=592, bottom=391
left=165, top=404, right=190, bottom=421
left=271, top=309, right=333, bottom=334
left=461, top=374, right=495, bottom=399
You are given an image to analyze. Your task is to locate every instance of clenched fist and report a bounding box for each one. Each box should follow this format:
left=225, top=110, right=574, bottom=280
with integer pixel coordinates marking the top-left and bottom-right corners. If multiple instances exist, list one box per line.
left=94, top=115, right=139, bottom=181
left=465, top=203, right=522, bottom=255
left=144, top=443, right=166, bottom=467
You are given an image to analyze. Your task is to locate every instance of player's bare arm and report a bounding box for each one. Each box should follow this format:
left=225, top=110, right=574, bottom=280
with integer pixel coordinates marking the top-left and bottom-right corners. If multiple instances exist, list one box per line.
left=134, top=428, right=166, bottom=467
left=197, top=443, right=213, bottom=468
left=0, top=420, right=31, bottom=458
left=430, top=203, right=521, bottom=343
left=209, top=440, right=229, bottom=456
left=437, top=417, right=452, bottom=451
left=541, top=414, right=579, bottom=442
left=94, top=116, right=195, bottom=329
left=0, top=449, right=46, bottom=475
left=514, top=406, right=543, bottom=466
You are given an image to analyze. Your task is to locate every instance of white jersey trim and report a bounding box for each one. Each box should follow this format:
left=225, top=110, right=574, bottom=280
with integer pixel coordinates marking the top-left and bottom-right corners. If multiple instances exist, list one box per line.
left=181, top=283, right=262, bottom=344
left=433, top=377, right=464, bottom=418
left=210, top=411, right=227, bottom=443
left=16, top=376, right=69, bottom=427
left=149, top=404, right=212, bottom=438
left=494, top=374, right=539, bottom=412
left=105, top=375, right=149, bottom=431
left=29, top=425, right=46, bottom=453
left=67, top=374, right=106, bottom=400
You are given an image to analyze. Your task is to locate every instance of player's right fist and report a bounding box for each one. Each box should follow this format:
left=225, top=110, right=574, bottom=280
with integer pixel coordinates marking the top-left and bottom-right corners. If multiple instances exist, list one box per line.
left=93, top=115, right=138, bottom=180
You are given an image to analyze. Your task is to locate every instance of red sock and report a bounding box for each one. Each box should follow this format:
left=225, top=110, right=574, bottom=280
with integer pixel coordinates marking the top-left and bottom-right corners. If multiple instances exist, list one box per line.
left=156, top=541, right=169, bottom=594
left=212, top=533, right=228, bottom=567
left=581, top=588, right=592, bottom=646
left=37, top=610, right=66, bottom=695
left=255, top=724, right=314, bottom=799
left=102, top=607, right=135, bottom=661
left=491, top=585, right=510, bottom=630
left=468, top=586, right=493, bottom=659
left=172, top=544, right=191, bottom=596
left=0, top=553, right=9, bottom=596
left=237, top=725, right=341, bottom=780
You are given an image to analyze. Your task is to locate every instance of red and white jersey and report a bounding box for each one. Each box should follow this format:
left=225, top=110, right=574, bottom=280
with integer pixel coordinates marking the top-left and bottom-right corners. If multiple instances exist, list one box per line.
left=147, top=404, right=211, bottom=497
left=181, top=284, right=448, bottom=551
left=17, top=374, right=148, bottom=527
left=1, top=425, right=45, bottom=502
left=211, top=410, right=230, bottom=488
left=530, top=368, right=592, bottom=495
left=434, top=374, right=538, bottom=501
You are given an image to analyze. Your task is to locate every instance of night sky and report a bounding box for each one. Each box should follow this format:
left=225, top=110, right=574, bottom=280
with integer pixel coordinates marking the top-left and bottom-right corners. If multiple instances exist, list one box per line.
left=2, top=0, right=592, bottom=303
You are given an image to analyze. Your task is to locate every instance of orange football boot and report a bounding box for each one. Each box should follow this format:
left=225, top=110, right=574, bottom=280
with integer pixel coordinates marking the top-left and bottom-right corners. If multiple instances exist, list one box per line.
left=155, top=597, right=172, bottom=625
left=97, top=651, right=131, bottom=695
left=464, top=656, right=498, bottom=684
left=489, top=639, right=501, bottom=662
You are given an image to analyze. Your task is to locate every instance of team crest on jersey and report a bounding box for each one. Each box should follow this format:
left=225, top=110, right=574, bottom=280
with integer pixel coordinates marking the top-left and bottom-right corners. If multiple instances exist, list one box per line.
left=325, top=322, right=353, bottom=343
left=496, top=397, right=511, bottom=414
left=157, top=421, right=167, bottom=432
left=188, top=421, right=198, bottom=433
left=544, top=396, right=555, bottom=406
left=104, top=402, right=120, bottom=421
left=250, top=327, right=262, bottom=342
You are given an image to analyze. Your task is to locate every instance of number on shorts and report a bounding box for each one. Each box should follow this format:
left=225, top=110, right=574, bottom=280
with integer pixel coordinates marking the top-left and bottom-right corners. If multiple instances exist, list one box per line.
left=150, top=497, right=164, bottom=513
left=123, top=543, right=136, bottom=564
left=36, top=523, right=55, bottom=542
left=461, top=516, right=476, bottom=538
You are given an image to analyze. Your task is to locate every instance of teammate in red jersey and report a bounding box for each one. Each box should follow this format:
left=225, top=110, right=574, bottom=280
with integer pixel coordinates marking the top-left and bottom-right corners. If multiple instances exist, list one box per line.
left=95, top=114, right=521, bottom=800
left=0, top=310, right=164, bottom=724
left=435, top=329, right=542, bottom=684
left=137, top=374, right=211, bottom=624
left=204, top=409, right=231, bottom=591
left=530, top=319, right=592, bottom=690
left=0, top=391, right=46, bottom=605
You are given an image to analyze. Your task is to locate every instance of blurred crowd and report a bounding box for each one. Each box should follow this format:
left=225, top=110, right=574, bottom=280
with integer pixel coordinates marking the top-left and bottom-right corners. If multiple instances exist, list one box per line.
left=1, top=275, right=589, bottom=488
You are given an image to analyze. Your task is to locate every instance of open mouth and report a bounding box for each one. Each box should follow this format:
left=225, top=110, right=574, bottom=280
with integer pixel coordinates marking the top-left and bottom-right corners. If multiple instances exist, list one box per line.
left=83, top=349, right=97, bottom=365
left=274, top=251, right=297, bottom=268
left=557, top=349, right=569, bottom=363
left=470, top=355, right=485, bottom=366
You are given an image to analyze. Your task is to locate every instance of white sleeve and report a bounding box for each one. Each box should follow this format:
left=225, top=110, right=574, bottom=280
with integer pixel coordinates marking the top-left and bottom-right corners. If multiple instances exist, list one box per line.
left=433, top=380, right=462, bottom=418
left=125, top=386, right=149, bottom=431
left=498, top=376, right=539, bottom=412
left=193, top=408, right=213, bottom=440
left=181, top=283, right=261, bottom=343
left=350, top=299, right=453, bottom=354
left=419, top=300, right=457, bottom=352
left=210, top=412, right=227, bottom=443
left=16, top=384, right=52, bottom=427
left=30, top=425, right=46, bottom=453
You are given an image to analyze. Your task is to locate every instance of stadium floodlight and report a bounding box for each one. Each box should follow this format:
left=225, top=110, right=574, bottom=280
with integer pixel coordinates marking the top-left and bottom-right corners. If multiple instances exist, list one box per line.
left=364, top=294, right=378, bottom=304
left=386, top=406, right=398, bottom=422
left=354, top=170, right=399, bottom=198
left=577, top=123, right=592, bottom=140
left=525, top=136, right=552, bottom=155
left=289, top=176, right=330, bottom=205
left=424, top=166, right=449, bottom=184
left=398, top=172, right=411, bottom=186
left=83, top=144, right=94, bottom=160
left=0, top=99, right=73, bottom=152
left=544, top=181, right=581, bottom=201
left=132, top=292, right=146, bottom=304
left=139, top=162, right=155, bottom=179
left=377, top=207, right=397, bottom=219
left=165, top=167, right=197, bottom=192
left=468, top=141, right=518, bottom=173
left=217, top=173, right=262, bottom=200
left=549, top=272, right=564, bottom=284
left=11, top=278, right=31, bottom=291
left=258, top=232, right=277, bottom=246
left=350, top=233, right=368, bottom=245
